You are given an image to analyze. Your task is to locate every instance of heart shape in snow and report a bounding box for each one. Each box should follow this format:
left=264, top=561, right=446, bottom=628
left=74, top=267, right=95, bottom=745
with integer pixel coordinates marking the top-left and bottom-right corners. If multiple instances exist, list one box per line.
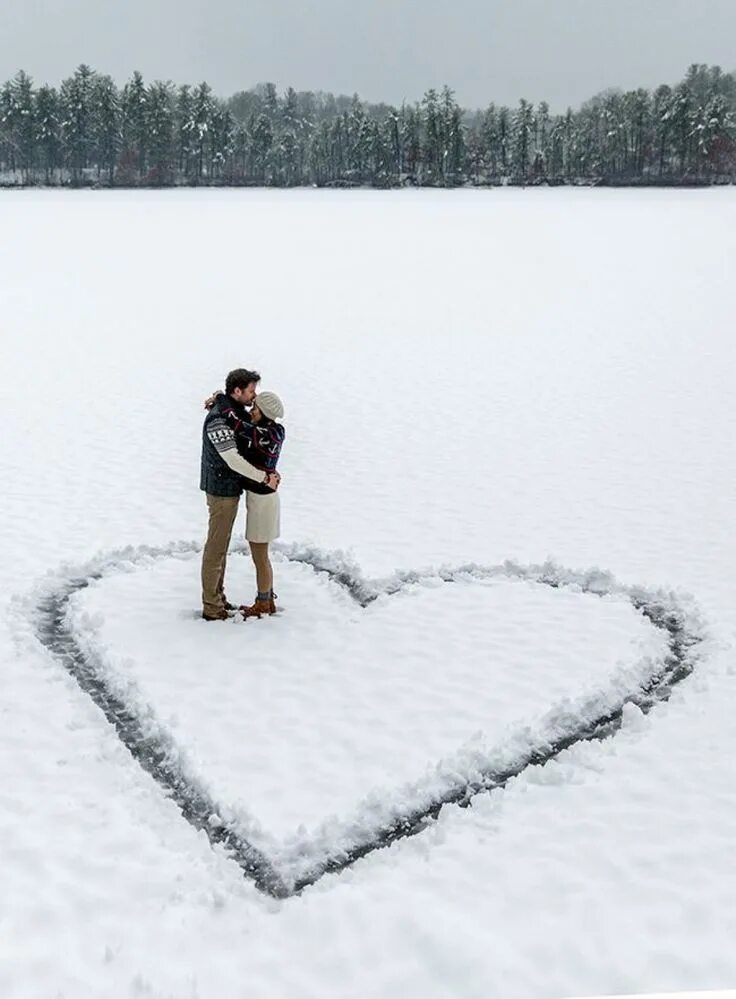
left=32, top=541, right=703, bottom=897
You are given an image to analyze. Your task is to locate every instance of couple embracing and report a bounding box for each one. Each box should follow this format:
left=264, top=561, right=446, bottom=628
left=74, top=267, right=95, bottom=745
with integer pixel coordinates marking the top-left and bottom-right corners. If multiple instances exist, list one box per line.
left=200, top=368, right=285, bottom=621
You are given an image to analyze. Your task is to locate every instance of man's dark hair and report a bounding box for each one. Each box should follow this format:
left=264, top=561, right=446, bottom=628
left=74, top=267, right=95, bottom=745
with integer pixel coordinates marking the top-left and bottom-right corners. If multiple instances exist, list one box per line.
left=225, top=368, right=261, bottom=395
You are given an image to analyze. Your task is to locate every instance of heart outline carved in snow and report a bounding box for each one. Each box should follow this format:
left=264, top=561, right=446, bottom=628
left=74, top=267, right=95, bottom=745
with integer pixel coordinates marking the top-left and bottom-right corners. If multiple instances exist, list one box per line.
left=30, top=540, right=705, bottom=899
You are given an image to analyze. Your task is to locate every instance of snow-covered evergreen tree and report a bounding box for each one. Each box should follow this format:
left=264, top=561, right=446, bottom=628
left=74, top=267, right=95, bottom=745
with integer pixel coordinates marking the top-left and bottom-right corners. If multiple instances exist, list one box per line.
left=248, top=112, right=272, bottom=184
left=399, top=104, right=421, bottom=182
left=35, top=84, right=61, bottom=183
left=10, top=71, right=36, bottom=181
left=60, top=64, right=95, bottom=184
left=175, top=85, right=195, bottom=180
left=653, top=84, right=674, bottom=176
left=191, top=82, right=213, bottom=181
left=440, top=86, right=464, bottom=185
left=92, top=74, right=120, bottom=184
left=421, top=89, right=441, bottom=184
left=146, top=81, right=174, bottom=185
left=209, top=102, right=235, bottom=181
left=120, top=71, right=148, bottom=181
left=511, top=99, right=535, bottom=182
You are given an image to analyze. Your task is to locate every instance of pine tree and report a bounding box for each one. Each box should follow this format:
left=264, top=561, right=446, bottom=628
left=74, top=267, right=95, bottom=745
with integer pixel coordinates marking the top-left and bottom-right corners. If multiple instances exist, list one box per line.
left=599, top=91, right=624, bottom=179
left=35, top=84, right=61, bottom=183
left=329, top=114, right=347, bottom=180
left=386, top=109, right=401, bottom=181
left=534, top=101, right=550, bottom=179
left=282, top=87, right=298, bottom=129
left=421, top=89, right=441, bottom=184
left=92, top=74, right=120, bottom=184
left=547, top=117, right=565, bottom=180
left=624, top=89, right=651, bottom=178
left=120, top=71, right=148, bottom=181
left=400, top=104, right=421, bottom=182
left=653, top=84, right=674, bottom=176
left=1, top=78, right=22, bottom=176
left=0, top=80, right=16, bottom=173
left=60, top=64, right=96, bottom=184
left=346, top=96, right=369, bottom=182
left=248, top=112, right=273, bottom=184
left=562, top=108, right=576, bottom=179
left=480, top=103, right=500, bottom=181
left=11, top=71, right=36, bottom=181
left=175, top=85, right=195, bottom=179
left=209, top=102, right=235, bottom=181
left=191, top=82, right=213, bottom=181
left=440, top=86, right=465, bottom=185
left=361, top=118, right=388, bottom=186
left=670, top=82, right=694, bottom=175
left=497, top=106, right=511, bottom=179
left=147, top=81, right=174, bottom=185
left=307, top=119, right=331, bottom=185
left=511, top=99, right=535, bottom=182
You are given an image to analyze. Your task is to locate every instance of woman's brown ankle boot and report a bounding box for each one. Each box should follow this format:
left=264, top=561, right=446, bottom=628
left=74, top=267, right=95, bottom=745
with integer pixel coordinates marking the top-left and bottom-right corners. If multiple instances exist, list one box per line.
left=240, top=595, right=276, bottom=619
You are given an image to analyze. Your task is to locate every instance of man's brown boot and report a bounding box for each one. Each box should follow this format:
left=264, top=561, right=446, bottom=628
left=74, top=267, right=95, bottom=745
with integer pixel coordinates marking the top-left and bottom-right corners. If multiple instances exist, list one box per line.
left=202, top=607, right=232, bottom=621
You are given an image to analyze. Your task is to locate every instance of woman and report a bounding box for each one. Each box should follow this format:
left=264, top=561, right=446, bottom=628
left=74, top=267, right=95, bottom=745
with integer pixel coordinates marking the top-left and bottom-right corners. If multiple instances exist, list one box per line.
left=221, top=390, right=285, bottom=619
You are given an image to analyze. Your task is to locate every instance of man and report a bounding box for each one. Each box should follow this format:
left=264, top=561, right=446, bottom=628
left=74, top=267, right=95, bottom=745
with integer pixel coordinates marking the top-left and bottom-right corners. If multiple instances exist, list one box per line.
left=200, top=368, right=280, bottom=620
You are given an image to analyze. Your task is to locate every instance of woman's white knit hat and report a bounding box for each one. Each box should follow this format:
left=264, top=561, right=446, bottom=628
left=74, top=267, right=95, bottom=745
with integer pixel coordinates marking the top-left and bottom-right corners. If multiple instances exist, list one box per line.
left=255, top=391, right=284, bottom=421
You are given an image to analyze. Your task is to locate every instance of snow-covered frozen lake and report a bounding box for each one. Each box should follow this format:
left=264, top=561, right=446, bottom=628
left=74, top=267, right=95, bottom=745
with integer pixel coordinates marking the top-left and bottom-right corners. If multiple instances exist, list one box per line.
left=2, top=188, right=736, bottom=998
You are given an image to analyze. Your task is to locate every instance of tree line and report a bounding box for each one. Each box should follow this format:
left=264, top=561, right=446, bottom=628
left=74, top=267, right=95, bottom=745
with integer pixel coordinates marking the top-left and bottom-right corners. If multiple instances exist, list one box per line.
left=1, top=63, right=734, bottom=188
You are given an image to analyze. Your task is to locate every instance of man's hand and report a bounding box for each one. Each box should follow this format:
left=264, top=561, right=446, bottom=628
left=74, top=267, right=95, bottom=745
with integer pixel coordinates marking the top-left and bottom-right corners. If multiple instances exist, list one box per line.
left=265, top=471, right=281, bottom=491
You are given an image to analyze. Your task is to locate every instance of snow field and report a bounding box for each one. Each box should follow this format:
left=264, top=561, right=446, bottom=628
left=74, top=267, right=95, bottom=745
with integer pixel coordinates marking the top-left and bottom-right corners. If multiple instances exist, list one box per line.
left=1, top=188, right=735, bottom=997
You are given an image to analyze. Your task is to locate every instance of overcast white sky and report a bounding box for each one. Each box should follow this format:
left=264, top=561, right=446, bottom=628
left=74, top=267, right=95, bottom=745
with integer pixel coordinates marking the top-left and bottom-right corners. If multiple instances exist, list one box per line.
left=2, top=0, right=735, bottom=110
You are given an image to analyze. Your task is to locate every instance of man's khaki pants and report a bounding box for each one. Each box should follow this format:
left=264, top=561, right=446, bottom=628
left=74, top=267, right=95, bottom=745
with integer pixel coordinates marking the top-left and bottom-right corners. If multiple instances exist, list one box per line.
left=201, top=494, right=240, bottom=616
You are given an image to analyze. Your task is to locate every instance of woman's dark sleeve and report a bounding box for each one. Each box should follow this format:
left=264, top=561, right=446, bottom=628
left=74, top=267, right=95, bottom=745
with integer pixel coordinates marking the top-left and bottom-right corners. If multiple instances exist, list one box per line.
left=221, top=406, right=256, bottom=459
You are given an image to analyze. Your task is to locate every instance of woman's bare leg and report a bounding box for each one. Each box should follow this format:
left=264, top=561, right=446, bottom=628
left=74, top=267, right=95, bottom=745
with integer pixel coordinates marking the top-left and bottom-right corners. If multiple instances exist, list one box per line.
left=249, top=542, right=273, bottom=597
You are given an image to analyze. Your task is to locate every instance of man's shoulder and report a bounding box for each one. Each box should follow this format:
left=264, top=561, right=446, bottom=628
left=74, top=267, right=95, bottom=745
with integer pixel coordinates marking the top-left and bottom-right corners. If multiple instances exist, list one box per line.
left=214, top=394, right=235, bottom=414
left=205, top=395, right=241, bottom=423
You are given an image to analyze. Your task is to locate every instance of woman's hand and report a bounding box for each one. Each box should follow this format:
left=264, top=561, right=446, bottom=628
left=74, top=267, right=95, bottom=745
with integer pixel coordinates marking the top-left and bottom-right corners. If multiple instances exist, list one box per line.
left=203, top=390, right=221, bottom=410
left=264, top=471, right=281, bottom=490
